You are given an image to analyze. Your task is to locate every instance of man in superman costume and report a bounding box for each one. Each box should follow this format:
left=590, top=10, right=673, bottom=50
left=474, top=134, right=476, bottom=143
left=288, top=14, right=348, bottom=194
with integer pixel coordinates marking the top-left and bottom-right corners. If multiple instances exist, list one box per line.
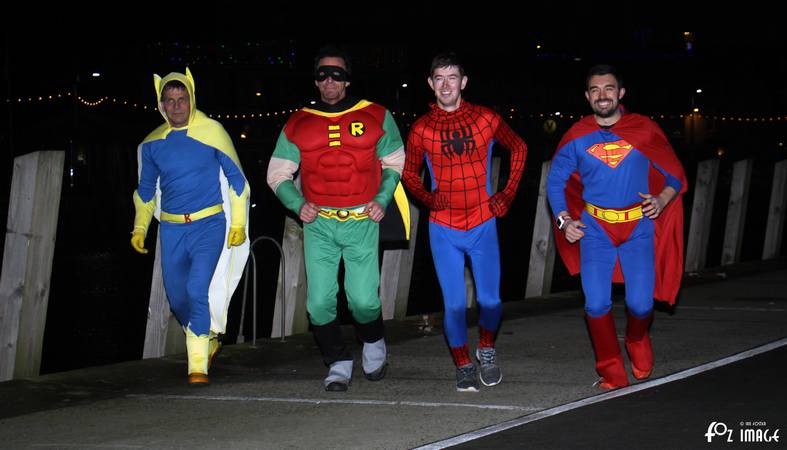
left=131, top=69, right=250, bottom=386
left=402, top=53, right=527, bottom=392
left=546, top=65, right=687, bottom=389
left=267, top=46, right=409, bottom=392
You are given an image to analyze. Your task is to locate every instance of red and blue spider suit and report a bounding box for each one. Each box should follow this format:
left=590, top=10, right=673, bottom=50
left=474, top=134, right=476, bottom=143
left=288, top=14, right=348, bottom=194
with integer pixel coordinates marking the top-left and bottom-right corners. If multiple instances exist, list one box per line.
left=546, top=111, right=686, bottom=388
left=402, top=101, right=527, bottom=370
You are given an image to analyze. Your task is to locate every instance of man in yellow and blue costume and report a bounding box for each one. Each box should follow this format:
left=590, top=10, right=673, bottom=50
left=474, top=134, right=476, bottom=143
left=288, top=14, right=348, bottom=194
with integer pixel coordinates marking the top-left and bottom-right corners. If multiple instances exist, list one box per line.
left=130, top=68, right=250, bottom=385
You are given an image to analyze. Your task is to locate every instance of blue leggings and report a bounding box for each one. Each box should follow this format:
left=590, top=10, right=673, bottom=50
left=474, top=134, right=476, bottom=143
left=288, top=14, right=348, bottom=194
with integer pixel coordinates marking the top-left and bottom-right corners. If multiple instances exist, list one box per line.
left=159, top=214, right=225, bottom=336
left=430, top=219, right=502, bottom=348
left=579, top=211, right=654, bottom=319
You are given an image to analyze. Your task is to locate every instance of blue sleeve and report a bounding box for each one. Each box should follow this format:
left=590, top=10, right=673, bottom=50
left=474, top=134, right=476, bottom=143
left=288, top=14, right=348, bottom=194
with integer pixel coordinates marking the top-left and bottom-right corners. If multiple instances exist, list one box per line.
left=653, top=162, right=682, bottom=192
left=137, top=144, right=160, bottom=203
left=216, top=150, right=247, bottom=194
left=546, top=142, right=577, bottom=217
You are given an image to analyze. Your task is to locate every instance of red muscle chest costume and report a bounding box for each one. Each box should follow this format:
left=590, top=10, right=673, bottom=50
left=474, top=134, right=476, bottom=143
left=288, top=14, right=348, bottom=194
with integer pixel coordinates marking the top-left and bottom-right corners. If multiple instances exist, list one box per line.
left=284, top=101, right=387, bottom=207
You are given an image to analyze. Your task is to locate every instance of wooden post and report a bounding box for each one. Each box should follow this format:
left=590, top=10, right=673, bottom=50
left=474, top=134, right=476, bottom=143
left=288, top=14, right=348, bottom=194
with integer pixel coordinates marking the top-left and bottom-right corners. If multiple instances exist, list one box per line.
left=142, top=233, right=185, bottom=358
left=465, top=156, right=501, bottom=308
left=685, top=159, right=720, bottom=272
left=763, top=160, right=787, bottom=259
left=271, top=215, right=309, bottom=337
left=721, top=159, right=752, bottom=265
left=526, top=161, right=556, bottom=298
left=394, top=202, right=420, bottom=319
left=0, top=151, right=65, bottom=381
left=380, top=199, right=420, bottom=320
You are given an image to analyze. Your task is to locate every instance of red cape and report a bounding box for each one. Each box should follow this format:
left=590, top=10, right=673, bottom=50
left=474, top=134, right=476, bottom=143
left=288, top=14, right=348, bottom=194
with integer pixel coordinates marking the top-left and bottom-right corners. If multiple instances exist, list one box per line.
left=552, top=112, right=687, bottom=304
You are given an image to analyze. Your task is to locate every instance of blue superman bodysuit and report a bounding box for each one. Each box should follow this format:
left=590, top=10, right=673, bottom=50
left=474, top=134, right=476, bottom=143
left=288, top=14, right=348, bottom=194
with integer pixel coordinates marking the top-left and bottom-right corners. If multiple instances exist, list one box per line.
left=546, top=120, right=682, bottom=318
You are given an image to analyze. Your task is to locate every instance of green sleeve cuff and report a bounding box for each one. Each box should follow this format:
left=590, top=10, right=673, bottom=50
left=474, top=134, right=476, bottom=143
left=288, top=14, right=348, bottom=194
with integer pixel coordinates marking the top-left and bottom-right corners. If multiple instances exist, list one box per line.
left=275, top=180, right=306, bottom=215
left=373, top=168, right=401, bottom=208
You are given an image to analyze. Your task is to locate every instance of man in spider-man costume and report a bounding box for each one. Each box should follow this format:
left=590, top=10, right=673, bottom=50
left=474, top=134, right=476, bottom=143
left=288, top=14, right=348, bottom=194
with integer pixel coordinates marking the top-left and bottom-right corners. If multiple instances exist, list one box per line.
left=547, top=64, right=687, bottom=390
left=402, top=53, right=527, bottom=392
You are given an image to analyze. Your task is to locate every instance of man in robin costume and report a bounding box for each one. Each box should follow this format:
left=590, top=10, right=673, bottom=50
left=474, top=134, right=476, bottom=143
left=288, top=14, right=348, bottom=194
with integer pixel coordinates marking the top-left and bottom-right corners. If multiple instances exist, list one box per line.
left=401, top=52, right=528, bottom=392
left=546, top=64, right=687, bottom=390
left=266, top=45, right=408, bottom=392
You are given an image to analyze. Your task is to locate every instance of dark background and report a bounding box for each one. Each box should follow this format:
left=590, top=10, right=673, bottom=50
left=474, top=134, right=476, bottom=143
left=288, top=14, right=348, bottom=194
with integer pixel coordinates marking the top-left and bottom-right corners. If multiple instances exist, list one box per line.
left=1, top=17, right=785, bottom=374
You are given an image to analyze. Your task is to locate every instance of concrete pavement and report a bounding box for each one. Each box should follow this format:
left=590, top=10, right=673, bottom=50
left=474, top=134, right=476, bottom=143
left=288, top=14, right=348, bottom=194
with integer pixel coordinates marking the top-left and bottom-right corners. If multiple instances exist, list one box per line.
left=0, top=260, right=785, bottom=449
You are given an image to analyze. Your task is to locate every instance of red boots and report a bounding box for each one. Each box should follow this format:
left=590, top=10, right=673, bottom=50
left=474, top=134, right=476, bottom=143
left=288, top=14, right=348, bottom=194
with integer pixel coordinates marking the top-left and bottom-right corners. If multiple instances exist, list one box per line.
left=586, top=312, right=629, bottom=389
left=625, top=312, right=654, bottom=380
left=586, top=311, right=654, bottom=389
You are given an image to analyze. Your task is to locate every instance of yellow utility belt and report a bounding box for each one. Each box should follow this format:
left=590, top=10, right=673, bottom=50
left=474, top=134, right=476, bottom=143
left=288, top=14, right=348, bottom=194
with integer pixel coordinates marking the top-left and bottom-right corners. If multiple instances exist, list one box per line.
left=585, top=202, right=643, bottom=224
left=318, top=207, right=368, bottom=222
left=161, top=204, right=223, bottom=223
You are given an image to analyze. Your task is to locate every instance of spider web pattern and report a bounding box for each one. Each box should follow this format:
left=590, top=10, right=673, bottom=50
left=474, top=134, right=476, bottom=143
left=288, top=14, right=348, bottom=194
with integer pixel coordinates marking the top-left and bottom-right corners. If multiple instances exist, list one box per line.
left=403, top=102, right=527, bottom=231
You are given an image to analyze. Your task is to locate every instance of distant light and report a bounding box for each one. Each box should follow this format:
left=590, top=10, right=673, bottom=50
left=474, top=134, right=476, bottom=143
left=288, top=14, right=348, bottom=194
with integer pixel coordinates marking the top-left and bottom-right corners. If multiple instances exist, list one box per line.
left=574, top=57, right=582, bottom=62
left=693, top=108, right=700, bottom=113
left=255, top=92, right=262, bottom=97
left=696, top=89, right=702, bottom=94
left=251, top=203, right=257, bottom=208
left=401, top=83, right=408, bottom=88
left=555, top=111, right=561, bottom=116
left=69, top=168, right=74, bottom=177
left=536, top=44, right=541, bottom=49
left=240, top=133, right=247, bottom=139
left=310, top=100, right=316, bottom=105
left=91, top=72, right=101, bottom=77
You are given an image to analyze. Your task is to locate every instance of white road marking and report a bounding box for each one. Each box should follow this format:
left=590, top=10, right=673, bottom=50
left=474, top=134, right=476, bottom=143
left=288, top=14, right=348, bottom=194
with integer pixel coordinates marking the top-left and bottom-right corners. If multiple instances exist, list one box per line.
left=415, top=337, right=787, bottom=449
left=126, top=393, right=540, bottom=412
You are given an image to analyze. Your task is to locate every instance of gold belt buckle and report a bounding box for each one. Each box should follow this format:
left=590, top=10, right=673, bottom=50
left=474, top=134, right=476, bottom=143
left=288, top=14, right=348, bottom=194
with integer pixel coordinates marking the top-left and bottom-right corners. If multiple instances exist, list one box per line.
left=336, top=210, right=350, bottom=219
left=602, top=210, right=619, bottom=222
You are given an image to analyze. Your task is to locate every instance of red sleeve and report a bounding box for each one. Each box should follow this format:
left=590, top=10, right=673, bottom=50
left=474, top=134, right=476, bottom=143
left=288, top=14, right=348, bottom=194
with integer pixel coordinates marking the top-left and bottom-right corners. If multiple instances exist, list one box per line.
left=402, top=123, right=433, bottom=207
left=492, top=115, right=527, bottom=198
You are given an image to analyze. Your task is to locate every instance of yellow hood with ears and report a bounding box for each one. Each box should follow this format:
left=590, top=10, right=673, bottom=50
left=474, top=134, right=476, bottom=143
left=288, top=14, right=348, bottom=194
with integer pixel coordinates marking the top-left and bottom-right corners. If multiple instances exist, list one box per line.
left=142, top=68, right=243, bottom=174
left=154, top=67, right=197, bottom=127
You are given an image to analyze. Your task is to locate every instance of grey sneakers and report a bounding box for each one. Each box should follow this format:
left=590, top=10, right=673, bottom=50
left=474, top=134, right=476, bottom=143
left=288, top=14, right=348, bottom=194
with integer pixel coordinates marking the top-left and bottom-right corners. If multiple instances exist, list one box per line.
left=475, top=347, right=502, bottom=386
left=455, top=364, right=480, bottom=392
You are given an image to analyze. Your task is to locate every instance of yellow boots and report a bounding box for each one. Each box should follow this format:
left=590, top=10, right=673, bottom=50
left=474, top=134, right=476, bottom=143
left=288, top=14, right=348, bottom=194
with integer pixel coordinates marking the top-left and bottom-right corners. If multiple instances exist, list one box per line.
left=186, top=328, right=210, bottom=386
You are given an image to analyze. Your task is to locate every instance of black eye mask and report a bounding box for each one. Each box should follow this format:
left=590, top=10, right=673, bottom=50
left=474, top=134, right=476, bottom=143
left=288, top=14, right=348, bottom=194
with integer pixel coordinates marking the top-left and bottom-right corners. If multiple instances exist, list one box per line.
left=314, top=65, right=349, bottom=82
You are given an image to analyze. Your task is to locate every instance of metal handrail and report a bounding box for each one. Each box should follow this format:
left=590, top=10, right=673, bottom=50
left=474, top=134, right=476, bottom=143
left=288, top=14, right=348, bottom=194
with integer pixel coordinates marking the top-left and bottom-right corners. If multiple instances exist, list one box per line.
left=238, top=236, right=285, bottom=346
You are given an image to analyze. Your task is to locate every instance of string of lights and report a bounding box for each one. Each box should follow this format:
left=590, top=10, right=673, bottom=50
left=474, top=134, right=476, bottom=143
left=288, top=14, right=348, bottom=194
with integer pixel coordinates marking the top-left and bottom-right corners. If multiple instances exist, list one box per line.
left=5, top=92, right=785, bottom=122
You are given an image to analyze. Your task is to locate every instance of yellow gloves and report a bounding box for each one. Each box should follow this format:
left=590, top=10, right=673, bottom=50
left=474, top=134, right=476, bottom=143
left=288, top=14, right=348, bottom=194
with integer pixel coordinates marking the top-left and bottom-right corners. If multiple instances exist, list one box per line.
left=227, top=226, right=246, bottom=248
left=131, top=231, right=148, bottom=254
left=227, top=183, right=250, bottom=248
left=131, top=191, right=156, bottom=255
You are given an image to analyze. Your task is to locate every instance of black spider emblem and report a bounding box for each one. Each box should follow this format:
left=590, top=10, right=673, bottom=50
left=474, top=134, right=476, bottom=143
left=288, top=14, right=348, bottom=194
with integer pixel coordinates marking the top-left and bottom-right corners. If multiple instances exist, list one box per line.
left=440, top=126, right=476, bottom=157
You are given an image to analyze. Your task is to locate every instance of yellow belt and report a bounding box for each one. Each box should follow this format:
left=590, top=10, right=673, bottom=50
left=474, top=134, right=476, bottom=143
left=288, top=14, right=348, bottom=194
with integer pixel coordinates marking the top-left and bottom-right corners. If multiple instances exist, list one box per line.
left=161, top=204, right=223, bottom=223
left=585, top=202, right=643, bottom=224
left=318, top=207, right=369, bottom=222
